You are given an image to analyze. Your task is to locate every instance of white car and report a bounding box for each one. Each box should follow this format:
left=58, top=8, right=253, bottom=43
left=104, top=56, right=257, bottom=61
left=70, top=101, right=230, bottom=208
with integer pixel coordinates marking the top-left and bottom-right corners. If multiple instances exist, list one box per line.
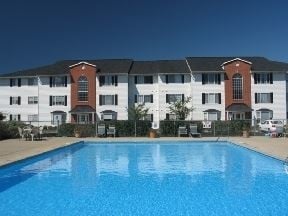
left=258, top=120, right=284, bottom=133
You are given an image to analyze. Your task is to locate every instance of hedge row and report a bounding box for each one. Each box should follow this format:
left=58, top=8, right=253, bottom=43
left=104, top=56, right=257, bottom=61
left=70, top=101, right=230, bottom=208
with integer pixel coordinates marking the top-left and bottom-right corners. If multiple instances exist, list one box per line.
left=0, top=121, right=26, bottom=140
left=58, top=120, right=152, bottom=137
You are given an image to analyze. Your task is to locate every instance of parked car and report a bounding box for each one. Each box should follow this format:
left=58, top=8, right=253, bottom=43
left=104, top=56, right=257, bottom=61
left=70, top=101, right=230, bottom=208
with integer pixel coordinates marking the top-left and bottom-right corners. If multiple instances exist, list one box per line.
left=258, top=120, right=284, bottom=133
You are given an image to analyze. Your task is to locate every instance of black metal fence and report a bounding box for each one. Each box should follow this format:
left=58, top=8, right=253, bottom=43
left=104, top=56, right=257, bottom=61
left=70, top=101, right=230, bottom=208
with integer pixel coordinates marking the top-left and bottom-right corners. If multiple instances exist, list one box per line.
left=1, top=119, right=287, bottom=140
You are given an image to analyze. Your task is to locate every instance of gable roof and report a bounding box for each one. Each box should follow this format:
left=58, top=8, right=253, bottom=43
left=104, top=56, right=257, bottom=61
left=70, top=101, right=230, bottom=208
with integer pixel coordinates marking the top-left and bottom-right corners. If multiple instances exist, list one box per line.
left=186, top=57, right=288, bottom=71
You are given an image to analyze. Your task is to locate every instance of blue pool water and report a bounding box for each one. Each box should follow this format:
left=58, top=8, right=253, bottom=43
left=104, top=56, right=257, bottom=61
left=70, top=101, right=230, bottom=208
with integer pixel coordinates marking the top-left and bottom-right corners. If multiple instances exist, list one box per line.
left=0, top=141, right=288, bottom=215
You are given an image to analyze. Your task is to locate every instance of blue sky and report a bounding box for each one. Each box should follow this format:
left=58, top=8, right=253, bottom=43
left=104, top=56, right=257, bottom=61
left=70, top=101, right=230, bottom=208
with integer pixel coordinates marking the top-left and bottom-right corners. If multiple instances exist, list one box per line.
left=0, top=0, right=287, bottom=73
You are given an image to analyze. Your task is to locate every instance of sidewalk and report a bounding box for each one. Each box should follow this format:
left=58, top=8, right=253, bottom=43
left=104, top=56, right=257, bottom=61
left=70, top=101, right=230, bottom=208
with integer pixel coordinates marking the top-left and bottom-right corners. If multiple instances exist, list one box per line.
left=0, top=136, right=288, bottom=167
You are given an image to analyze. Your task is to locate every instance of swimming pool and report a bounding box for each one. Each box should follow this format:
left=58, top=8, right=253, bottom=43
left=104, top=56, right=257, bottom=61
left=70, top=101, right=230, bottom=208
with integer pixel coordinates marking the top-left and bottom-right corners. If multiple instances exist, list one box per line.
left=0, top=141, right=287, bottom=215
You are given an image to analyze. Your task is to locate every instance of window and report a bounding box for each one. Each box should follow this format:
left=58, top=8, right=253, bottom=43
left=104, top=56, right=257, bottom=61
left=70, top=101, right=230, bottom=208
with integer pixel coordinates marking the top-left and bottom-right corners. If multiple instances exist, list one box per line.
left=256, top=110, right=273, bottom=123
left=166, top=113, right=177, bottom=120
left=28, top=96, right=38, bottom=104
left=134, top=75, right=153, bottom=84
left=10, top=96, right=21, bottom=105
left=9, top=114, right=21, bottom=121
left=51, top=113, right=66, bottom=125
left=202, top=93, right=221, bottom=104
left=254, top=73, right=273, bottom=84
left=255, top=93, right=273, bottom=103
left=99, top=75, right=118, bottom=86
left=10, top=78, right=21, bottom=87
left=28, top=114, right=38, bottom=122
left=78, top=76, right=88, bottom=102
left=202, top=73, right=221, bottom=85
left=166, top=94, right=184, bottom=103
left=140, top=114, right=153, bottom=121
left=50, top=76, right=67, bottom=87
left=77, top=114, right=89, bottom=124
left=135, top=94, right=153, bottom=104
left=99, top=95, right=118, bottom=105
left=204, top=112, right=220, bottom=121
left=101, top=112, right=117, bottom=121
left=49, top=96, right=67, bottom=106
left=165, top=75, right=184, bottom=84
left=232, top=73, right=243, bottom=100
left=28, top=78, right=37, bottom=86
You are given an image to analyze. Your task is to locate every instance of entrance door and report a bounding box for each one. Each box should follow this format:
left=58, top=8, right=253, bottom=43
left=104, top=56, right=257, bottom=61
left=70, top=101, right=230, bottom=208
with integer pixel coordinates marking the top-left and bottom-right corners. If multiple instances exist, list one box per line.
left=78, top=114, right=89, bottom=124
left=53, top=114, right=62, bottom=125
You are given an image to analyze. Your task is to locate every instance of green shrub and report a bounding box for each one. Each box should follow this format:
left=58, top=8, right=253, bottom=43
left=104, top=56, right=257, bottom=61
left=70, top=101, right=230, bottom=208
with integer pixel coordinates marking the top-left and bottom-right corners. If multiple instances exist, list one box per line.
left=0, top=121, right=27, bottom=140
left=58, top=123, right=76, bottom=137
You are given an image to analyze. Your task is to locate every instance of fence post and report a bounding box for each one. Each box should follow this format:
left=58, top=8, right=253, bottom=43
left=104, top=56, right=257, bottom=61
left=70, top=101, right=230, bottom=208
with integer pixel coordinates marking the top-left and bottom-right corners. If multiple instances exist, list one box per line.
left=134, top=121, right=137, bottom=137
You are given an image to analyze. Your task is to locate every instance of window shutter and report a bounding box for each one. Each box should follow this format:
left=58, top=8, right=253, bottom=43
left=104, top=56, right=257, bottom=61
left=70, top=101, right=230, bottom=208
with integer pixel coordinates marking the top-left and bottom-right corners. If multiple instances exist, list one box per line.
left=9, top=114, right=12, bottom=121
left=182, top=94, right=184, bottom=102
left=10, top=96, right=12, bottom=105
left=99, top=76, right=104, bottom=86
left=64, top=76, right=67, bottom=87
left=112, top=76, right=115, bottom=85
left=217, top=74, right=221, bottom=84
left=115, top=94, right=118, bottom=105
left=270, top=93, right=273, bottom=103
left=18, top=78, right=21, bottom=87
left=134, top=95, right=137, bottom=103
left=134, top=76, right=137, bottom=84
left=166, top=113, right=169, bottom=120
left=255, top=93, right=258, bottom=104
left=150, top=94, right=153, bottom=103
left=49, top=77, right=53, bottom=87
left=181, top=75, right=184, bottom=84
left=99, top=95, right=102, bottom=106
left=64, top=96, right=67, bottom=106
left=166, top=94, right=169, bottom=103
left=18, top=96, right=21, bottom=105
left=18, top=114, right=21, bottom=121
left=49, top=96, right=52, bottom=106
left=115, top=75, right=118, bottom=86
left=270, top=73, right=273, bottom=84
left=254, top=74, right=257, bottom=84
left=166, top=75, right=168, bottom=84
left=202, top=74, right=206, bottom=84
left=10, top=79, right=12, bottom=87
left=151, top=114, right=153, bottom=122
left=218, top=93, right=221, bottom=104
left=202, top=93, right=205, bottom=104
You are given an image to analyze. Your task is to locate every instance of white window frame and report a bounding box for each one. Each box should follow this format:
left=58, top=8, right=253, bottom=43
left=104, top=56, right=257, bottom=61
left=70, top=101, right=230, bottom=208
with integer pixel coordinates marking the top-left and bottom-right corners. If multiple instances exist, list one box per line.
left=167, top=94, right=182, bottom=103
left=52, top=76, right=66, bottom=87
left=232, top=73, right=243, bottom=100
left=28, top=96, right=38, bottom=104
left=102, top=95, right=117, bottom=105
left=52, top=96, right=65, bottom=106
left=78, top=76, right=88, bottom=102
left=11, top=97, right=19, bottom=105
left=204, top=112, right=219, bottom=121
left=28, top=78, right=37, bottom=86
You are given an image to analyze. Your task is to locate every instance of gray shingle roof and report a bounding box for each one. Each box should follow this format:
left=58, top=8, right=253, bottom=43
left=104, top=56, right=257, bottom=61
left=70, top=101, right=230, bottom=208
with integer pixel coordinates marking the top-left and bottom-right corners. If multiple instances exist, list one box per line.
left=0, top=59, right=133, bottom=77
left=129, top=60, right=190, bottom=74
left=186, top=57, right=288, bottom=71
left=1, top=57, right=288, bottom=77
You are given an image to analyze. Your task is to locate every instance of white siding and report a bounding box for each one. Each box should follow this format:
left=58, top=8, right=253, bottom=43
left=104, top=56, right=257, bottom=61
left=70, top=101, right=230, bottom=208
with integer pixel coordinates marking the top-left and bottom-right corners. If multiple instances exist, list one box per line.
left=251, top=72, right=287, bottom=120
left=96, top=74, right=129, bottom=120
left=158, top=74, right=192, bottom=120
left=191, top=73, right=225, bottom=120
left=128, top=75, right=159, bottom=123
left=0, top=76, right=71, bottom=126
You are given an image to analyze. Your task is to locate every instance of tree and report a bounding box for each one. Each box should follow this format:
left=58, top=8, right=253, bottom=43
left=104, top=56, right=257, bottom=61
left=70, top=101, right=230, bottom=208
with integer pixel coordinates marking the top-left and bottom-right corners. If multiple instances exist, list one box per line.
left=168, top=96, right=194, bottom=120
left=128, top=104, right=149, bottom=121
left=0, top=112, right=5, bottom=121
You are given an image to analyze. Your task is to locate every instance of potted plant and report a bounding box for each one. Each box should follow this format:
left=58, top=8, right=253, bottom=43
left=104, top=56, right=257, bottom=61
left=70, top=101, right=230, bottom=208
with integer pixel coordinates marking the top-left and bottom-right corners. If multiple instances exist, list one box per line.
left=149, top=128, right=157, bottom=138
left=74, top=125, right=82, bottom=138
left=242, top=124, right=250, bottom=138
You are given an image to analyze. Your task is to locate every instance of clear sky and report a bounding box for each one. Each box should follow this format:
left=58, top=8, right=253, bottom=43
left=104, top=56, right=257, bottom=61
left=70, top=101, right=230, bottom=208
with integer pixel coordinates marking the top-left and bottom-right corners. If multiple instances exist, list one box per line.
left=0, top=0, right=288, bottom=73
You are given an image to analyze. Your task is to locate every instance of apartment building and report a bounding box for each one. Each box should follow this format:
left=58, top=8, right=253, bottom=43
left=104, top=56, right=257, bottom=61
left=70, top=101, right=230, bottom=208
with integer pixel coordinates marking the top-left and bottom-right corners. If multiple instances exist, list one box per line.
left=0, top=57, right=287, bottom=126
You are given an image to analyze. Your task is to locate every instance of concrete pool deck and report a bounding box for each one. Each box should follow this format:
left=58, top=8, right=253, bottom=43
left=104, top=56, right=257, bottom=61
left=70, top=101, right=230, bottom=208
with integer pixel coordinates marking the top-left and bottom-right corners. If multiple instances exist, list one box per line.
left=0, top=136, right=288, bottom=167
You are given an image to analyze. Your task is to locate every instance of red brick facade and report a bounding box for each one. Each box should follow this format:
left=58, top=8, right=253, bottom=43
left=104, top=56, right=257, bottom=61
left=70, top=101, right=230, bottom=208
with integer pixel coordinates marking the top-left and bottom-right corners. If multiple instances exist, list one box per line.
left=70, top=62, right=96, bottom=122
left=224, top=59, right=252, bottom=108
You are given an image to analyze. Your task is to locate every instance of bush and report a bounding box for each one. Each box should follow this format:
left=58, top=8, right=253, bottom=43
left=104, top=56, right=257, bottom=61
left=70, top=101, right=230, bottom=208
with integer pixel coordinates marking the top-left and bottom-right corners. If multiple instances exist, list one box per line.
left=0, top=121, right=27, bottom=140
left=58, top=123, right=76, bottom=137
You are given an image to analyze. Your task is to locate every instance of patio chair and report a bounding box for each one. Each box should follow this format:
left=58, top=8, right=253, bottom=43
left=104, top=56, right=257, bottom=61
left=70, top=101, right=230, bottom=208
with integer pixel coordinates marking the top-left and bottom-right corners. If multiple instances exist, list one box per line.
left=189, top=124, right=201, bottom=138
left=18, top=127, right=25, bottom=140
left=97, top=124, right=106, bottom=137
left=107, top=125, right=116, bottom=137
left=178, top=126, right=188, bottom=137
